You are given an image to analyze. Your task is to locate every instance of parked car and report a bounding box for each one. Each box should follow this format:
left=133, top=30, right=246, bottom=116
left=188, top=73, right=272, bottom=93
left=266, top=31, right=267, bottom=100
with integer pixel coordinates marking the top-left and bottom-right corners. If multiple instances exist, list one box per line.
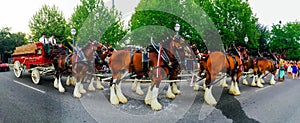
left=0, top=61, right=10, bottom=72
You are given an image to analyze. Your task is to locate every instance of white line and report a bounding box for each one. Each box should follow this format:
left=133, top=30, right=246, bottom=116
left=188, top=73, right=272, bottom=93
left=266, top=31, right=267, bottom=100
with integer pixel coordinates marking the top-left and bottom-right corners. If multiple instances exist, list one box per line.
left=255, top=86, right=271, bottom=92
left=13, top=80, right=46, bottom=94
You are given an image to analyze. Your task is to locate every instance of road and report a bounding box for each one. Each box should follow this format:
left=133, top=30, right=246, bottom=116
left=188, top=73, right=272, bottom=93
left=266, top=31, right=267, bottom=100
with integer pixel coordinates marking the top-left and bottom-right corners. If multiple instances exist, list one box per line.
left=0, top=70, right=300, bottom=123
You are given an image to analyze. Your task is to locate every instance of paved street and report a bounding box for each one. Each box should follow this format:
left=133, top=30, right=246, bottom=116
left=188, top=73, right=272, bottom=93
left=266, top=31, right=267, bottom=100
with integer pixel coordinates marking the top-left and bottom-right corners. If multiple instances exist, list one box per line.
left=0, top=70, right=300, bottom=123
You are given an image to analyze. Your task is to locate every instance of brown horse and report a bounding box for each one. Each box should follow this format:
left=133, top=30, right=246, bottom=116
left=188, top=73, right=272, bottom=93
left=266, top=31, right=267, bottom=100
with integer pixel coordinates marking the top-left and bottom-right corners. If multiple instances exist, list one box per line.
left=87, top=43, right=116, bottom=91
left=203, top=46, right=246, bottom=105
left=53, top=41, right=98, bottom=98
left=109, top=36, right=184, bottom=110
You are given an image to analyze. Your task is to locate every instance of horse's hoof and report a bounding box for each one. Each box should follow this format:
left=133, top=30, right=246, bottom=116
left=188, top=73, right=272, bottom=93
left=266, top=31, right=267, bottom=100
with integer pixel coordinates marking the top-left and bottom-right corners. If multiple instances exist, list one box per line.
left=88, top=86, right=96, bottom=91
left=221, top=83, right=228, bottom=88
left=193, top=85, right=200, bottom=91
left=118, top=97, right=128, bottom=104
left=110, top=97, right=119, bottom=106
left=242, top=80, right=248, bottom=85
left=59, top=88, right=65, bottom=93
left=166, top=91, right=176, bottom=99
left=257, top=84, right=264, bottom=88
left=136, top=89, right=144, bottom=95
left=151, top=100, right=162, bottom=111
left=74, top=93, right=82, bottom=98
left=204, top=88, right=217, bottom=105
left=251, top=83, right=257, bottom=87
left=97, top=85, right=104, bottom=90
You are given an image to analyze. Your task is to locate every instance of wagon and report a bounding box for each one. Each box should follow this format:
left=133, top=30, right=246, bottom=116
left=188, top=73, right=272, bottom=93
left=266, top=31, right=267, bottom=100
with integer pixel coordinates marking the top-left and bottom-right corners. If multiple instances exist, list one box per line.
left=12, top=42, right=57, bottom=84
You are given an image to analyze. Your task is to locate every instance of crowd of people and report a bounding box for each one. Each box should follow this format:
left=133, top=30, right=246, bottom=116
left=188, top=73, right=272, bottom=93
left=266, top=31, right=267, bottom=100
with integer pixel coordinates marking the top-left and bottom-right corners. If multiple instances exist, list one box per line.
left=284, top=61, right=300, bottom=79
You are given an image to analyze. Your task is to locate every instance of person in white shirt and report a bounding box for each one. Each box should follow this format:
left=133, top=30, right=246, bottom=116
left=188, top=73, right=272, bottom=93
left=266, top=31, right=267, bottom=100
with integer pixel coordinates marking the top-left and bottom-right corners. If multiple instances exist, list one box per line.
left=39, top=33, right=50, bottom=54
left=39, top=33, right=48, bottom=44
left=48, top=34, right=57, bottom=45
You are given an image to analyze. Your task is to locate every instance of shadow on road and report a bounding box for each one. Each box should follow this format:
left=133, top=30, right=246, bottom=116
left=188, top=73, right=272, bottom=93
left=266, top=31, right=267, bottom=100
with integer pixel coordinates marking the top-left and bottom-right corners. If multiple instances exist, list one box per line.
left=216, top=89, right=259, bottom=123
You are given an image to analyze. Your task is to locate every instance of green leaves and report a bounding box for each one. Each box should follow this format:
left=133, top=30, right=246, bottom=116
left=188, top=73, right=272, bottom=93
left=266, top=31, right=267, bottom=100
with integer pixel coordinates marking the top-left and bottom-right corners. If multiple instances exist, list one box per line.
left=70, top=0, right=128, bottom=47
left=269, top=21, right=300, bottom=60
left=29, top=5, right=67, bottom=43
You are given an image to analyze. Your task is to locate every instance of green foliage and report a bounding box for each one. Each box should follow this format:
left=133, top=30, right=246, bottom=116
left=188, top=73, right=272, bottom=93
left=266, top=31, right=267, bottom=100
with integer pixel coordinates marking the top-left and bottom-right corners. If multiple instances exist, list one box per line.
left=29, top=5, right=67, bottom=43
left=196, top=0, right=260, bottom=50
left=0, top=27, right=26, bottom=61
left=270, top=21, right=300, bottom=60
left=69, top=0, right=127, bottom=47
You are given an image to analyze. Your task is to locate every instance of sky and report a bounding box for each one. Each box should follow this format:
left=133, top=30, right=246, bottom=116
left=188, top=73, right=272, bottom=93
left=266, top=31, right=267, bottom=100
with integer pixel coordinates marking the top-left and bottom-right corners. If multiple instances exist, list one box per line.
left=0, top=0, right=299, bottom=33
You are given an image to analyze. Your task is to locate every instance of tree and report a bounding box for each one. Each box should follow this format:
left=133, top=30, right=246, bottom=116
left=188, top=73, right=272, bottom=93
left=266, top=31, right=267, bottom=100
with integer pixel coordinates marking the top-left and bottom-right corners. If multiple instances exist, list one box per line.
left=269, top=21, right=300, bottom=60
left=29, top=5, right=67, bottom=43
left=69, top=0, right=127, bottom=47
left=130, top=0, right=220, bottom=50
left=0, top=27, right=26, bottom=62
left=195, top=0, right=260, bottom=50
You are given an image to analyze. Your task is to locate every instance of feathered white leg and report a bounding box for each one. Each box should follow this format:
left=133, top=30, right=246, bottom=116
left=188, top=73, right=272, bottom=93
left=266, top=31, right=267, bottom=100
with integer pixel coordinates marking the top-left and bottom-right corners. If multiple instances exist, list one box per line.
left=233, top=82, right=240, bottom=96
left=229, top=81, right=235, bottom=94
left=135, top=82, right=144, bottom=95
left=110, top=84, right=119, bottom=105
left=132, top=78, right=137, bottom=91
left=66, top=76, right=71, bottom=86
left=193, top=83, right=200, bottom=91
left=79, top=83, right=87, bottom=94
left=204, top=86, right=217, bottom=105
left=88, top=77, right=96, bottom=91
left=71, top=76, right=76, bottom=86
left=220, top=76, right=228, bottom=88
left=166, top=84, right=175, bottom=99
left=115, top=83, right=128, bottom=103
left=242, top=76, right=249, bottom=85
left=96, top=77, right=104, bottom=90
left=58, top=75, right=65, bottom=93
left=172, top=82, right=181, bottom=94
left=151, top=87, right=162, bottom=111
left=261, top=78, right=265, bottom=84
left=202, top=81, right=207, bottom=91
left=251, top=75, right=257, bottom=87
left=54, top=77, right=58, bottom=89
left=257, top=75, right=264, bottom=88
left=73, top=80, right=82, bottom=98
left=145, top=86, right=152, bottom=105
left=270, top=74, right=276, bottom=85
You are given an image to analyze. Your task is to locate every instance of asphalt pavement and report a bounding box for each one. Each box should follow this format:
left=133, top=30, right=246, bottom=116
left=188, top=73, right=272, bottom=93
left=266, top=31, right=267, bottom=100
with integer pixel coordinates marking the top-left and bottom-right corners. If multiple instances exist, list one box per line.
left=0, top=70, right=300, bottom=123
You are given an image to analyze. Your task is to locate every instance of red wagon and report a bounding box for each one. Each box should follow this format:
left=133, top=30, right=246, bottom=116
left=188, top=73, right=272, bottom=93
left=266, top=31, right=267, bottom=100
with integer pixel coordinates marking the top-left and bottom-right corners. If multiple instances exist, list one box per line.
left=12, top=42, right=56, bottom=84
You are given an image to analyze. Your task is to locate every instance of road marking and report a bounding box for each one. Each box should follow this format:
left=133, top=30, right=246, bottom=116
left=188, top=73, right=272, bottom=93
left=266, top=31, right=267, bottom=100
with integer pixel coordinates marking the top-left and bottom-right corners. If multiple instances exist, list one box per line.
left=255, top=85, right=271, bottom=92
left=13, top=80, right=46, bottom=94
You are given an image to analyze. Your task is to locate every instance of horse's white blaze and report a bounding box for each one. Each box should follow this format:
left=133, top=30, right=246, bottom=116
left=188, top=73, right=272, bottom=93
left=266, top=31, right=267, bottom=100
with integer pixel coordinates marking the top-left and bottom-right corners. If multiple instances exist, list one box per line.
left=66, top=76, right=71, bottom=86
left=115, top=83, right=128, bottom=103
left=251, top=75, right=257, bottom=87
left=131, top=78, right=137, bottom=91
left=270, top=75, right=276, bottom=85
left=79, top=83, right=87, bottom=94
left=233, top=82, right=240, bottom=96
left=58, top=76, right=65, bottom=93
left=96, top=77, right=104, bottom=90
left=204, top=86, right=217, bottom=105
left=88, top=77, right=96, bottom=91
left=220, top=76, right=228, bottom=88
left=151, top=87, right=162, bottom=111
left=54, top=77, right=58, bottom=89
left=257, top=75, right=264, bottom=88
left=172, top=82, right=181, bottom=94
left=110, top=84, right=119, bottom=105
left=135, top=82, right=144, bottom=95
left=229, top=81, right=235, bottom=94
left=166, top=84, right=175, bottom=99
left=73, top=82, right=82, bottom=98
left=145, top=86, right=152, bottom=105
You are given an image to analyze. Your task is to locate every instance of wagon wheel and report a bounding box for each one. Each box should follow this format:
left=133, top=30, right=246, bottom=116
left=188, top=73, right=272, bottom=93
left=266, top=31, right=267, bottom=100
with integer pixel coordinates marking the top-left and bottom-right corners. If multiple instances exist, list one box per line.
left=31, top=68, right=40, bottom=85
left=13, top=61, right=22, bottom=78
